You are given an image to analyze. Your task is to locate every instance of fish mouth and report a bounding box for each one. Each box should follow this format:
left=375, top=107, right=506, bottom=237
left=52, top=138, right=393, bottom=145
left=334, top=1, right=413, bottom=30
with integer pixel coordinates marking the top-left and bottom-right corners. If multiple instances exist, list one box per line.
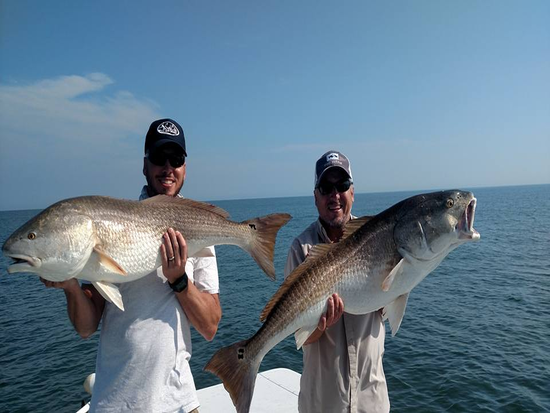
left=458, top=198, right=480, bottom=241
left=5, top=254, right=41, bottom=273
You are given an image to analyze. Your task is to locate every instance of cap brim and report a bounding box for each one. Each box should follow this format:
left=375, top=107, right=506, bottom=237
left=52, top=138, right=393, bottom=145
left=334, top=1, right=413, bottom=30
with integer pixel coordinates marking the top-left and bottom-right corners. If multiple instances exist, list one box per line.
left=148, top=139, right=187, bottom=156
left=316, top=166, right=352, bottom=186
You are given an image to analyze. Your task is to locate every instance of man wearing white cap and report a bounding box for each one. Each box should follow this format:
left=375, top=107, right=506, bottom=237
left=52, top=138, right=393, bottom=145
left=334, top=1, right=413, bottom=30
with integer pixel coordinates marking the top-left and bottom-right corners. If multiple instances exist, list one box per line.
left=285, top=151, right=389, bottom=413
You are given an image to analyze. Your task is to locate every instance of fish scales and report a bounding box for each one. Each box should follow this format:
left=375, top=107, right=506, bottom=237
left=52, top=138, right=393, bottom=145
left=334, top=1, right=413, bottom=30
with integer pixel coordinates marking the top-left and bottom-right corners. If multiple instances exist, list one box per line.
left=75, top=198, right=242, bottom=278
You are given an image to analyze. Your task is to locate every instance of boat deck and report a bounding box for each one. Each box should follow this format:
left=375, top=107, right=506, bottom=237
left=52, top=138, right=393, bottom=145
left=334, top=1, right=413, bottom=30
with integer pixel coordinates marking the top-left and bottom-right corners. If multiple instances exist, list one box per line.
left=199, top=368, right=300, bottom=412
left=77, top=368, right=300, bottom=412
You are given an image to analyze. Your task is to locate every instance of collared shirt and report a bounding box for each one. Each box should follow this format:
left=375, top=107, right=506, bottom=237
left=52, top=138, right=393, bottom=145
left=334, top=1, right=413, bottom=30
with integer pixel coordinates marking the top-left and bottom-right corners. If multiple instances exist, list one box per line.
left=284, top=219, right=390, bottom=413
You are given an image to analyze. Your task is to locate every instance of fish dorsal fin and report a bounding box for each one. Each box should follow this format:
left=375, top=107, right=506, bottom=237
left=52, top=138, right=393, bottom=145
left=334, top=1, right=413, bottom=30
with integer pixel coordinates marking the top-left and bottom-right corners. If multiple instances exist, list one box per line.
left=93, top=246, right=127, bottom=276
left=382, top=293, right=409, bottom=336
left=259, top=251, right=322, bottom=322
left=303, top=243, right=333, bottom=262
left=142, top=195, right=230, bottom=219
left=260, top=243, right=335, bottom=322
left=341, top=216, right=373, bottom=241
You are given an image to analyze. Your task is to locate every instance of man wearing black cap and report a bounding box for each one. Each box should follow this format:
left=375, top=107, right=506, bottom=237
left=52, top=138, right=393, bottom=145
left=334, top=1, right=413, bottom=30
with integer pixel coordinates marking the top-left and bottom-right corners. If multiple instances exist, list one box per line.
left=42, top=119, right=221, bottom=413
left=142, top=119, right=188, bottom=198
left=285, top=151, right=389, bottom=413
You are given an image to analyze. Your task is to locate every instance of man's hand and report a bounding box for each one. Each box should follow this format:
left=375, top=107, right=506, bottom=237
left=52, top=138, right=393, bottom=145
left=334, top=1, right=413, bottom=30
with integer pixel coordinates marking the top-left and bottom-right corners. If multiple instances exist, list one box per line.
left=304, top=293, right=345, bottom=346
left=40, top=277, right=91, bottom=297
left=160, top=228, right=188, bottom=283
left=317, top=293, right=345, bottom=331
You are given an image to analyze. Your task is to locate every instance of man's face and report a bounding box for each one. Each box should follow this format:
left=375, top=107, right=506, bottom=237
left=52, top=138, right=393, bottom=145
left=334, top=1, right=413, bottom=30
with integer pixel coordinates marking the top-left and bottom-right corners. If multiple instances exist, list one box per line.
left=143, top=146, right=186, bottom=197
left=314, top=168, right=354, bottom=229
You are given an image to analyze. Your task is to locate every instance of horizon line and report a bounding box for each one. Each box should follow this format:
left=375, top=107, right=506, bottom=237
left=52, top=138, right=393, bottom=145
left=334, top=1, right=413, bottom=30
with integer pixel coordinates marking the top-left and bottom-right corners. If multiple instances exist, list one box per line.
left=1, top=182, right=548, bottom=213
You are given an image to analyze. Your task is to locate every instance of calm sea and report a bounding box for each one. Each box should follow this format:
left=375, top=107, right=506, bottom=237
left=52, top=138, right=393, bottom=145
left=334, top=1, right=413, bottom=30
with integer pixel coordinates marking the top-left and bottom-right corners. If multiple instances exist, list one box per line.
left=0, top=185, right=549, bottom=412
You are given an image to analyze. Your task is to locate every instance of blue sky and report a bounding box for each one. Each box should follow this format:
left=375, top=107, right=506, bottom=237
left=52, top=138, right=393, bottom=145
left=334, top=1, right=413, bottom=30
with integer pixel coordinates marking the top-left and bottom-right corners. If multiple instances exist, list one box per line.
left=0, top=1, right=548, bottom=211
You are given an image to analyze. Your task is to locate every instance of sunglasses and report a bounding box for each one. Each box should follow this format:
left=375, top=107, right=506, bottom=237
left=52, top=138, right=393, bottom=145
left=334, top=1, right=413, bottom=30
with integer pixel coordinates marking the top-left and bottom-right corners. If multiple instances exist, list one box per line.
left=316, top=179, right=352, bottom=196
left=147, top=151, right=185, bottom=168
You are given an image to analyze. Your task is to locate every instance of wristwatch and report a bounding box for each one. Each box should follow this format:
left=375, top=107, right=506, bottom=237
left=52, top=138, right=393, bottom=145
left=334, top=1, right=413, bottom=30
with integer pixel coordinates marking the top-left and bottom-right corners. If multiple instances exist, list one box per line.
left=169, top=272, right=188, bottom=293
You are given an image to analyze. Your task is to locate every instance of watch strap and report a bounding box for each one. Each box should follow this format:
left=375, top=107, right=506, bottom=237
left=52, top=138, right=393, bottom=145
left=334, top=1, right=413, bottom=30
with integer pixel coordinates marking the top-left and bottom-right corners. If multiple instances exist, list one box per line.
left=169, top=272, right=188, bottom=293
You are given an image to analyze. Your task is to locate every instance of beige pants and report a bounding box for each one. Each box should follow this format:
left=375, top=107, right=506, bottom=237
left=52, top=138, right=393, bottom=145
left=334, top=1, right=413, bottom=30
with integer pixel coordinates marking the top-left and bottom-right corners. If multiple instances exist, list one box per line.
left=188, top=409, right=199, bottom=413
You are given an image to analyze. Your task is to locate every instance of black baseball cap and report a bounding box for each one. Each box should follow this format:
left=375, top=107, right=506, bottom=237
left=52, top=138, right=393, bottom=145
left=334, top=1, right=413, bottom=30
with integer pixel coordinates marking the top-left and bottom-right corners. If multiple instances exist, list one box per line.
left=314, top=150, right=353, bottom=187
left=144, top=118, right=187, bottom=156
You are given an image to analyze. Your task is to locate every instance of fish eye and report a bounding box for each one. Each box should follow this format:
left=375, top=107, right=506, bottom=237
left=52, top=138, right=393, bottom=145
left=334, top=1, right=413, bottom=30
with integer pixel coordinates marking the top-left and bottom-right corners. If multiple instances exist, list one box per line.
left=446, top=198, right=454, bottom=208
left=27, top=232, right=36, bottom=240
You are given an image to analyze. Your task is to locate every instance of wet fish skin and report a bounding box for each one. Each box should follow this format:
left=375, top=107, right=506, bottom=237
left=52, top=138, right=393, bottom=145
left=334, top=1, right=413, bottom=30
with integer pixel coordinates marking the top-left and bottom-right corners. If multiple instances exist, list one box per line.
left=205, top=190, right=480, bottom=413
left=2, top=195, right=291, bottom=310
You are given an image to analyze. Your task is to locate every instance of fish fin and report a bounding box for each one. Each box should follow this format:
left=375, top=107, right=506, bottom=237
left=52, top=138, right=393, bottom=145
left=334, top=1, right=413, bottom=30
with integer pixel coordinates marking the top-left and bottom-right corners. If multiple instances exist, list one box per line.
left=93, top=246, right=127, bottom=276
left=417, top=221, right=429, bottom=253
left=83, top=373, right=95, bottom=395
left=304, top=243, right=333, bottom=261
left=341, top=216, right=373, bottom=240
left=260, top=255, right=318, bottom=322
left=382, top=293, right=409, bottom=336
left=397, top=247, right=416, bottom=263
left=142, top=195, right=231, bottom=219
left=93, top=281, right=125, bottom=311
left=242, top=213, right=292, bottom=280
left=259, top=243, right=334, bottom=322
left=190, top=247, right=215, bottom=258
left=295, top=324, right=318, bottom=350
left=204, top=339, right=260, bottom=413
left=382, top=258, right=405, bottom=291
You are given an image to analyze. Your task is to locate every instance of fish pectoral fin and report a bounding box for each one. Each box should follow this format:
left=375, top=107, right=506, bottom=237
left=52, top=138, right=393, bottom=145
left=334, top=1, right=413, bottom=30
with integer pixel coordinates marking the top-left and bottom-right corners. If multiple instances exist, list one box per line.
left=382, top=258, right=405, bottom=291
left=294, top=324, right=318, bottom=350
left=382, top=293, right=409, bottom=336
left=93, top=247, right=127, bottom=276
left=93, top=281, right=125, bottom=311
left=190, top=247, right=215, bottom=258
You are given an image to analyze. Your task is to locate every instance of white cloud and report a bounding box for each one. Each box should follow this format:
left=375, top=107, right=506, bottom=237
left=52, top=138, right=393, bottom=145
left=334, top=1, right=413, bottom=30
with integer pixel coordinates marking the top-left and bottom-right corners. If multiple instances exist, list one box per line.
left=0, top=73, right=161, bottom=210
left=0, top=73, right=159, bottom=145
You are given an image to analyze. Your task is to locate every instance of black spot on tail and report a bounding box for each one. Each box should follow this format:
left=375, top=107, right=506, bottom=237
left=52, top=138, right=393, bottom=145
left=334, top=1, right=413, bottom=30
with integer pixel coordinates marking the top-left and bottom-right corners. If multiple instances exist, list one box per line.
left=249, top=224, right=257, bottom=231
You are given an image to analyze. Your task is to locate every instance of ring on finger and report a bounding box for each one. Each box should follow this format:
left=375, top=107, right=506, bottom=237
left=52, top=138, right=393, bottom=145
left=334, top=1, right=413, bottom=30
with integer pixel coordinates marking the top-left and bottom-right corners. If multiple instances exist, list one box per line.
left=168, top=256, right=175, bottom=261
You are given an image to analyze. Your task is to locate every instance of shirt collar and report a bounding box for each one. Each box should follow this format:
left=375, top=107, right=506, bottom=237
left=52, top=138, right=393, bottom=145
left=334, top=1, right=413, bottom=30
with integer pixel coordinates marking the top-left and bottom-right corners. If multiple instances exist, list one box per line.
left=139, top=185, right=184, bottom=201
left=315, top=214, right=356, bottom=244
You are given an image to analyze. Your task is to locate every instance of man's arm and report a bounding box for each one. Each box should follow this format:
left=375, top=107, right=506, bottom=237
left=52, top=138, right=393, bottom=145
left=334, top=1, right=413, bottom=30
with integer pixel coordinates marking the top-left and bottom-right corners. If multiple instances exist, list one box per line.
left=174, top=285, right=221, bottom=341
left=161, top=229, right=221, bottom=341
left=41, top=278, right=105, bottom=338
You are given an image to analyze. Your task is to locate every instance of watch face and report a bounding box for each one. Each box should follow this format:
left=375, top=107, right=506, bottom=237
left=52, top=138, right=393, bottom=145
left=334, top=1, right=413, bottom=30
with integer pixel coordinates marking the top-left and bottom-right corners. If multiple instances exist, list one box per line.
left=170, top=273, right=188, bottom=292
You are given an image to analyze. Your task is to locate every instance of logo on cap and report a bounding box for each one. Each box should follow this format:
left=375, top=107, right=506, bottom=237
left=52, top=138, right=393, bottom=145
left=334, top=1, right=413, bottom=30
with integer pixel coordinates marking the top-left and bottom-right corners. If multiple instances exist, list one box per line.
left=157, top=121, right=180, bottom=136
left=326, top=153, right=339, bottom=161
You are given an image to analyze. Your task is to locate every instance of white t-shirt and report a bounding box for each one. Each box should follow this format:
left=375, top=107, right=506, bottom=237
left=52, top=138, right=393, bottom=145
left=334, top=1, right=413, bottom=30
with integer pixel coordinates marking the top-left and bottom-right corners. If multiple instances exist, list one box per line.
left=90, top=254, right=219, bottom=413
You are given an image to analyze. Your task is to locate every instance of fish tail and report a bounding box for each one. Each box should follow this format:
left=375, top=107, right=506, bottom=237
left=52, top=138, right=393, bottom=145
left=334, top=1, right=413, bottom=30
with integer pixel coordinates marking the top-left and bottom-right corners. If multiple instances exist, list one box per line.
left=243, top=213, right=291, bottom=280
left=204, top=339, right=260, bottom=413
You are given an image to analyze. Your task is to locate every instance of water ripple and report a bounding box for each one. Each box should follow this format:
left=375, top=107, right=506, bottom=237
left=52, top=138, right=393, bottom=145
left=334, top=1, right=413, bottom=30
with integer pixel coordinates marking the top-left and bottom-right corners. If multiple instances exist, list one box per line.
left=1, top=185, right=549, bottom=412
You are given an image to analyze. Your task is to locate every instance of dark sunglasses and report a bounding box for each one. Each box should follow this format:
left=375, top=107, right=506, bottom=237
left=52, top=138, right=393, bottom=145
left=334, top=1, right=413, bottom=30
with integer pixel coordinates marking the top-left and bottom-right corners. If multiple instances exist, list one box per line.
left=316, top=179, right=352, bottom=196
left=147, top=151, right=185, bottom=168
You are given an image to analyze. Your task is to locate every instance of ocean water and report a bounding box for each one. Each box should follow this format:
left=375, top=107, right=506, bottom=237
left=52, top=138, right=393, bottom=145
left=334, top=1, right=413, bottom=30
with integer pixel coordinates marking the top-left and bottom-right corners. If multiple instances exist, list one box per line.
left=0, top=185, right=548, bottom=412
